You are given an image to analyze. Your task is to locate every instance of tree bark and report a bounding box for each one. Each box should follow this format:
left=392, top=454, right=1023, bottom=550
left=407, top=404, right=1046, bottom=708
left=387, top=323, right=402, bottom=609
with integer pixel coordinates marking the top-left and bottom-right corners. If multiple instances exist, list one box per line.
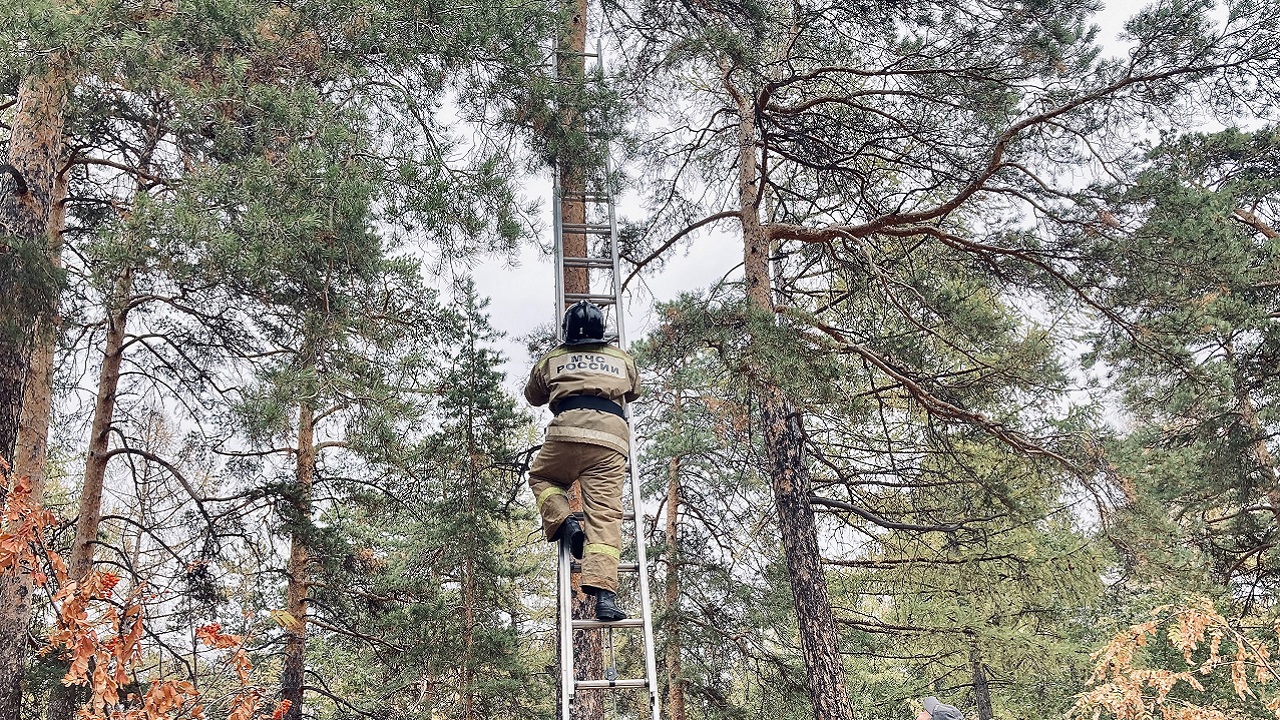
left=663, top=450, right=685, bottom=720
left=0, top=57, right=70, bottom=464
left=732, top=76, right=855, bottom=720
left=557, top=0, right=590, bottom=303
left=281, top=398, right=315, bottom=720
left=462, top=388, right=478, bottom=720
left=969, top=636, right=993, bottom=720
left=0, top=346, right=25, bottom=467
left=759, top=388, right=854, bottom=720
left=1230, top=360, right=1280, bottom=521
left=66, top=267, right=134, bottom=583
left=462, top=550, right=476, bottom=720
left=0, top=170, right=66, bottom=720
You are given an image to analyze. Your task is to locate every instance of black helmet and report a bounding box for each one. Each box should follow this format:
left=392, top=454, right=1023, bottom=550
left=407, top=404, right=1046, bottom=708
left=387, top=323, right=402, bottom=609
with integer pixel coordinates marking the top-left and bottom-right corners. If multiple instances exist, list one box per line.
left=562, top=301, right=606, bottom=346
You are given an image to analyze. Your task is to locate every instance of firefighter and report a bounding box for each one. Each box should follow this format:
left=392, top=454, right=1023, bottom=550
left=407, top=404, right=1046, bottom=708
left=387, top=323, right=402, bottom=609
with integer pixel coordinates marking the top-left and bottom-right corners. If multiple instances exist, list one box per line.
left=525, top=300, right=640, bottom=622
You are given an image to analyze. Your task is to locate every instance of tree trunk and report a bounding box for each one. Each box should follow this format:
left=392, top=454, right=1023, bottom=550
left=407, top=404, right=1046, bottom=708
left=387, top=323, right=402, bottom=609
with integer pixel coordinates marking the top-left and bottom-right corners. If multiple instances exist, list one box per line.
left=1230, top=359, right=1280, bottom=521
left=732, top=78, right=855, bottom=720
left=969, top=637, right=993, bottom=720
left=0, top=354, right=49, bottom=720
left=0, top=172, right=66, bottom=720
left=557, top=0, right=590, bottom=303
left=663, top=450, right=685, bottom=720
left=0, top=58, right=70, bottom=464
left=462, top=552, right=476, bottom=720
left=760, top=388, right=854, bottom=719
left=462, top=397, right=477, bottom=720
left=66, top=268, right=134, bottom=583
left=0, top=350, right=24, bottom=467
left=281, top=399, right=315, bottom=720
left=47, top=266, right=133, bottom=720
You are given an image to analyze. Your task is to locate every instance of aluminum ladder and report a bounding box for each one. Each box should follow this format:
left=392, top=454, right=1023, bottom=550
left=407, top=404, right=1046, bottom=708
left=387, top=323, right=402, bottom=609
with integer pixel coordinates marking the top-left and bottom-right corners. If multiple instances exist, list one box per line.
left=549, top=39, right=662, bottom=720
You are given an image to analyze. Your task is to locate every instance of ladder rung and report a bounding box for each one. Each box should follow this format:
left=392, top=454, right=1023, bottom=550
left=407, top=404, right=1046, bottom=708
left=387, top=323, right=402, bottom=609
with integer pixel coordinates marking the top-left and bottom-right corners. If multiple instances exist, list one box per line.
left=561, top=193, right=610, bottom=203
left=571, top=562, right=640, bottom=573
left=560, top=224, right=613, bottom=235
left=564, top=293, right=616, bottom=305
left=575, top=679, right=649, bottom=690
left=571, top=511, right=636, bottom=521
left=572, top=618, right=644, bottom=630
left=562, top=257, right=615, bottom=269
left=556, top=50, right=600, bottom=58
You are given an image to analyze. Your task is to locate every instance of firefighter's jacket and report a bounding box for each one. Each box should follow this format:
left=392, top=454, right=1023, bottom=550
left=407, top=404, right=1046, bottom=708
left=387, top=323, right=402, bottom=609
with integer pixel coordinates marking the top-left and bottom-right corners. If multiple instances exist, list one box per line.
left=524, top=343, right=641, bottom=455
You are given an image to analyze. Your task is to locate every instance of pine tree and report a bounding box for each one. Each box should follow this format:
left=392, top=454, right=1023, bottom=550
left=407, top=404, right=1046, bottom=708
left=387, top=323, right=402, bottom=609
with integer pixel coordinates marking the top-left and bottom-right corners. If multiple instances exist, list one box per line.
left=314, top=283, right=550, bottom=720
left=0, top=48, right=69, bottom=463
left=1078, top=126, right=1280, bottom=611
left=635, top=298, right=838, bottom=720
left=209, top=111, right=442, bottom=720
left=4, top=0, right=561, bottom=715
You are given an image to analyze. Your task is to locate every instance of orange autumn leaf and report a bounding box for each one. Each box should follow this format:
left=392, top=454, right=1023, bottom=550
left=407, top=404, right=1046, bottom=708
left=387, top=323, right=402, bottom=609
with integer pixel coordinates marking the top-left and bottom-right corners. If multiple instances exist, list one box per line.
left=229, top=693, right=261, bottom=720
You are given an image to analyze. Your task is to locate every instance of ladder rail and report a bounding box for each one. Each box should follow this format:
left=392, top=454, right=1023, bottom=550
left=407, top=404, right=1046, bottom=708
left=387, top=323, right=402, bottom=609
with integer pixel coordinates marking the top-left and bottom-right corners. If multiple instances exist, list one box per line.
left=604, top=79, right=662, bottom=717
left=558, top=542, right=575, bottom=718
left=550, top=29, right=566, bottom=321
left=552, top=178, right=566, bottom=327
left=551, top=36, right=575, bottom=720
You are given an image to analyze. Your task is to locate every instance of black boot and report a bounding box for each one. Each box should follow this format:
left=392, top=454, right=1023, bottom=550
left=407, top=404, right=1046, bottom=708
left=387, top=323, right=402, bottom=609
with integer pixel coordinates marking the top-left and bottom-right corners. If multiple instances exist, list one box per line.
left=552, top=516, right=585, bottom=560
left=594, top=590, right=627, bottom=622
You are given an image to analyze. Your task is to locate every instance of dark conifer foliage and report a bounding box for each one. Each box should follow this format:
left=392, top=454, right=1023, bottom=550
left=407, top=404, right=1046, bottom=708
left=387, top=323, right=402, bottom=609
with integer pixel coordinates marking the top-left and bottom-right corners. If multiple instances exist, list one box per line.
left=1078, top=126, right=1280, bottom=609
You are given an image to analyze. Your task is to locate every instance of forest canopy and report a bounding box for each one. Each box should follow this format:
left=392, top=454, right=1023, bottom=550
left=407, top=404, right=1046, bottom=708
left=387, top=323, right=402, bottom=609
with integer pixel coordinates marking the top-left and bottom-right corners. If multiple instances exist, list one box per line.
left=2, top=1, right=1280, bottom=720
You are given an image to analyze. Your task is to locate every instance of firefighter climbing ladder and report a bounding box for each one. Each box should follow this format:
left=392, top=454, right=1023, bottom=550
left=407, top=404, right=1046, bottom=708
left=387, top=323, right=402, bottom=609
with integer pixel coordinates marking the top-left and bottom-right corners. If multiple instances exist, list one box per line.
left=549, top=39, right=662, bottom=720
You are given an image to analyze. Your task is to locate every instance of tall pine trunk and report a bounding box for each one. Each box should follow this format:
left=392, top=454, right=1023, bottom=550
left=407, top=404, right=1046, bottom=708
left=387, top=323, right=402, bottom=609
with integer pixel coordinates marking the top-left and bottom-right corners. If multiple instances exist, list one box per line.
left=663, top=450, right=685, bottom=720
left=66, top=267, right=134, bottom=581
left=0, top=337, right=25, bottom=462
left=555, top=0, right=587, bottom=298
left=281, top=398, right=315, bottom=720
left=462, top=554, right=476, bottom=720
left=0, top=58, right=69, bottom=463
left=556, top=0, right=589, bottom=301
left=0, top=170, right=66, bottom=720
left=47, top=266, right=134, bottom=720
left=1229, top=352, right=1280, bottom=518
left=461, top=396, right=478, bottom=720
left=61, top=132, right=157, bottom=589
left=732, top=81, right=854, bottom=720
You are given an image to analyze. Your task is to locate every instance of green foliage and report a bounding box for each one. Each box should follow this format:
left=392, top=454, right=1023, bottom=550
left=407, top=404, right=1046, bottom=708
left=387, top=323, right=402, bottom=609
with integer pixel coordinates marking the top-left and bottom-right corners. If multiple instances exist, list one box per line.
left=634, top=311, right=813, bottom=719
left=0, top=229, right=61, bottom=343
left=1080, top=126, right=1280, bottom=609
left=634, top=221, right=1106, bottom=718
left=308, top=284, right=549, bottom=720
left=11, top=0, right=1280, bottom=717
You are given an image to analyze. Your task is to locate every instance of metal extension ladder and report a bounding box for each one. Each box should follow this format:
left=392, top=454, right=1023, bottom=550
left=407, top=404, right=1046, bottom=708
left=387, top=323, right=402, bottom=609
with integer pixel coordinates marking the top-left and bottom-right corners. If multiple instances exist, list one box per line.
left=549, top=39, right=661, bottom=720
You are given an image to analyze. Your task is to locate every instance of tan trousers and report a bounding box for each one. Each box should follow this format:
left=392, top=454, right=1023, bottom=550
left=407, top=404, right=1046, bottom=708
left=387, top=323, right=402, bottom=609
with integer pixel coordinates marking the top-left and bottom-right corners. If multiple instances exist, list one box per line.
left=528, top=440, right=626, bottom=593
